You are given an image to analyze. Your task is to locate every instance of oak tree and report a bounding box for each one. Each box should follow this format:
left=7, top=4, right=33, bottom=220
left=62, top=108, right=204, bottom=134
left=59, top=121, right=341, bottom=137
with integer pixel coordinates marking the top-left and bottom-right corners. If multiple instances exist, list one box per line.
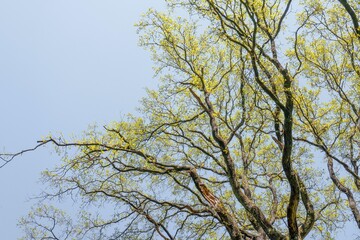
left=3, top=0, right=360, bottom=239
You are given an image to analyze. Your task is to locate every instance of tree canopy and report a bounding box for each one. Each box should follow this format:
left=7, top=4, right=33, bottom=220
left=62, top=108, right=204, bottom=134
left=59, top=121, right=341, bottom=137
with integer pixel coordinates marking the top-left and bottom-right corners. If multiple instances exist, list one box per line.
left=2, top=0, right=360, bottom=239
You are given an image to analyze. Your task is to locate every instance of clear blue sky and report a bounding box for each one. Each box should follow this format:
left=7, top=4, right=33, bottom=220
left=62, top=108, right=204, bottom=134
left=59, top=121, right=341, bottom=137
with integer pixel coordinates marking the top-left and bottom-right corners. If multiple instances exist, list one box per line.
left=0, top=0, right=357, bottom=239
left=0, top=1, right=164, bottom=238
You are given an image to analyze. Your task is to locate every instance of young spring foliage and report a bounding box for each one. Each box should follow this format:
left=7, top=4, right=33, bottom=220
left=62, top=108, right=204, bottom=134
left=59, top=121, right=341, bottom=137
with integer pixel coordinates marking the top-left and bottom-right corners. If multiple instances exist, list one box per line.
left=9, top=0, right=360, bottom=239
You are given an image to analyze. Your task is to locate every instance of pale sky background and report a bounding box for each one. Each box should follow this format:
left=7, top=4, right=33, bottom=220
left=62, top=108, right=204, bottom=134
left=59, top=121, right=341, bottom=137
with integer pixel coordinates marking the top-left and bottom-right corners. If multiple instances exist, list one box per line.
left=0, top=0, right=358, bottom=239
